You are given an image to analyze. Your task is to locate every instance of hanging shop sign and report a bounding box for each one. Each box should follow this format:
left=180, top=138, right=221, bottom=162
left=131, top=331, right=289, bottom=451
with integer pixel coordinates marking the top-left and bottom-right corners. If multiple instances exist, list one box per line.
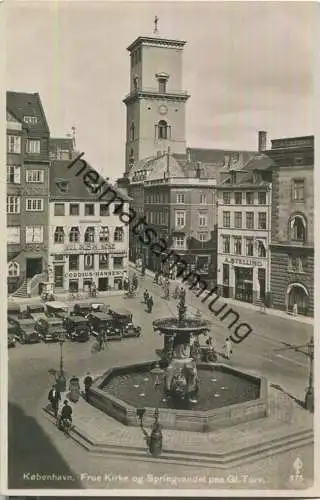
left=224, top=257, right=263, bottom=267
left=65, top=270, right=124, bottom=279
left=63, top=243, right=117, bottom=254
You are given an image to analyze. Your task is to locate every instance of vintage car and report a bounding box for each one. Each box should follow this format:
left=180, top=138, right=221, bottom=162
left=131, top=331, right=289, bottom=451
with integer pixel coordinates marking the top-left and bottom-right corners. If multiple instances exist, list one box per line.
left=73, top=302, right=93, bottom=317
left=87, top=312, right=122, bottom=341
left=15, top=318, right=41, bottom=344
left=7, top=304, right=21, bottom=320
left=63, top=315, right=90, bottom=342
left=90, top=302, right=108, bottom=313
left=108, top=307, right=141, bottom=338
left=36, top=317, right=67, bottom=342
left=27, top=304, right=46, bottom=319
left=46, top=301, right=69, bottom=319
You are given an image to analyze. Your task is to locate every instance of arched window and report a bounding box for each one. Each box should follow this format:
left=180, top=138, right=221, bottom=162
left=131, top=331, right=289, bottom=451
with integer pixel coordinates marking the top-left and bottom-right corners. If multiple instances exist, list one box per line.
left=257, top=239, right=266, bottom=258
left=290, top=214, right=306, bottom=242
left=130, top=123, right=135, bottom=142
left=8, top=261, right=20, bottom=277
left=54, top=226, right=65, bottom=243
left=84, top=226, right=95, bottom=243
left=69, top=226, right=80, bottom=243
left=158, top=120, right=168, bottom=140
left=99, top=226, right=109, bottom=242
left=114, top=226, right=124, bottom=242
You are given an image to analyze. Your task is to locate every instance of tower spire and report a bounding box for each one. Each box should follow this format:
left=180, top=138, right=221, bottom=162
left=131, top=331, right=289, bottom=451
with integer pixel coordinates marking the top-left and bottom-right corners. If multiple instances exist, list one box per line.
left=153, top=16, right=159, bottom=34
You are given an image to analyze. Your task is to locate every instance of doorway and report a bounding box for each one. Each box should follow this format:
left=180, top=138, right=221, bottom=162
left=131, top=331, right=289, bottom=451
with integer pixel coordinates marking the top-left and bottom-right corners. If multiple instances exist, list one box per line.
left=54, top=265, right=64, bottom=288
left=235, top=266, right=253, bottom=303
left=26, top=258, right=43, bottom=279
left=98, top=277, right=109, bottom=291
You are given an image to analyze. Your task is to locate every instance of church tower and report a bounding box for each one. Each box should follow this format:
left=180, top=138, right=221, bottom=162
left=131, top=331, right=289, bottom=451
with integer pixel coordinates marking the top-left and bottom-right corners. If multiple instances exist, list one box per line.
left=123, top=18, right=190, bottom=174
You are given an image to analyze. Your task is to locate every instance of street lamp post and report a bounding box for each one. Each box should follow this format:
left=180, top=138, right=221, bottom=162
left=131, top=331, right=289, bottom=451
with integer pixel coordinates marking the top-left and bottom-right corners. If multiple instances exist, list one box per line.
left=305, top=337, right=314, bottom=413
left=56, top=332, right=66, bottom=392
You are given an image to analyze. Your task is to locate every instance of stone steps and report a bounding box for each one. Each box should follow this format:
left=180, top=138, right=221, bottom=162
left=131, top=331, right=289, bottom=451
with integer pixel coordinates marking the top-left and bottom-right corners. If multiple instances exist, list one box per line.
left=44, top=407, right=313, bottom=469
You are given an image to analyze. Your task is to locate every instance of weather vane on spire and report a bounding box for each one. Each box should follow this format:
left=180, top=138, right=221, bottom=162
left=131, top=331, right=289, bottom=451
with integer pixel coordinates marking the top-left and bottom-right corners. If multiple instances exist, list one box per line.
left=153, top=15, right=159, bottom=34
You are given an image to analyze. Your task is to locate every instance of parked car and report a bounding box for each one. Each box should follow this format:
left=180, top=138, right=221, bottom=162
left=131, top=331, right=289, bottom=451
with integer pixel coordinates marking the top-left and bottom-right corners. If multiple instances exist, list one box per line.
left=36, top=317, right=67, bottom=342
left=15, top=318, right=41, bottom=344
left=45, top=301, right=69, bottom=319
left=87, top=312, right=122, bottom=341
left=73, top=302, right=93, bottom=317
left=27, top=304, right=46, bottom=319
left=64, top=315, right=90, bottom=342
left=108, top=307, right=141, bottom=338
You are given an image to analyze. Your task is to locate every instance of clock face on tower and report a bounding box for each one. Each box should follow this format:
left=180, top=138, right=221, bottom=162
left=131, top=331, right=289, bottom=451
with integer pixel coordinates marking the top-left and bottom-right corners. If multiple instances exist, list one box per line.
left=158, top=104, right=168, bottom=116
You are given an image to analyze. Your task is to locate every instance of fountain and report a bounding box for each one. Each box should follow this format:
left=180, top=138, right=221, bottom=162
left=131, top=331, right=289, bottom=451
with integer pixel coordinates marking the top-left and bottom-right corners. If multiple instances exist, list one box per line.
left=87, top=292, right=268, bottom=432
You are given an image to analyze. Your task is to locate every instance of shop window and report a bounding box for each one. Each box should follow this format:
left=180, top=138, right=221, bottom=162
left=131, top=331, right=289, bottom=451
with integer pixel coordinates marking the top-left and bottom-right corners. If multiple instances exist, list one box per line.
left=113, top=256, right=123, bottom=269
left=99, top=226, right=109, bottom=242
left=69, top=280, right=79, bottom=292
left=69, top=226, right=80, bottom=243
left=84, top=254, right=94, bottom=269
left=8, top=261, right=20, bottom=277
left=69, top=254, right=79, bottom=271
left=84, top=226, right=95, bottom=243
left=99, top=253, right=109, bottom=269
left=289, top=214, right=306, bottom=242
left=54, top=226, right=65, bottom=243
left=114, top=226, right=124, bottom=242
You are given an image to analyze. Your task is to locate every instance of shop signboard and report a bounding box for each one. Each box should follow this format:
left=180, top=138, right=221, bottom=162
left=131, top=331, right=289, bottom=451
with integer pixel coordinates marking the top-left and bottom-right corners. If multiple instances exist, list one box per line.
left=63, top=243, right=117, bottom=254
left=224, top=257, right=264, bottom=267
left=65, top=270, right=124, bottom=279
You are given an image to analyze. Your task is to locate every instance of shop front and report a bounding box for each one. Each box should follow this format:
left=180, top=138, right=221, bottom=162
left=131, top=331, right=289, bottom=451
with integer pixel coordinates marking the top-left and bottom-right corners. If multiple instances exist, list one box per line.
left=218, top=255, right=269, bottom=304
left=65, top=270, right=125, bottom=292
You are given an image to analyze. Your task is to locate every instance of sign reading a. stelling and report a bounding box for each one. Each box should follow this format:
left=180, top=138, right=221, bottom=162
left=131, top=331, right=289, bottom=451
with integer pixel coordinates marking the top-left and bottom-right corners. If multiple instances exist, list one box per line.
left=65, top=270, right=123, bottom=278
left=224, top=257, right=264, bottom=267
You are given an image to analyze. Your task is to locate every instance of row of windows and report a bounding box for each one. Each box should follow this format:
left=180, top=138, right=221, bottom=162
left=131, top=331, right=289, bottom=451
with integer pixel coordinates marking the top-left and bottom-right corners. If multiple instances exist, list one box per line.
left=7, top=197, right=45, bottom=213
left=222, top=211, right=267, bottom=229
left=7, top=166, right=44, bottom=184
left=221, top=235, right=267, bottom=257
left=7, top=135, right=41, bottom=154
left=145, top=211, right=168, bottom=225
left=145, top=192, right=169, bottom=204
left=175, top=211, right=208, bottom=228
left=221, top=191, right=267, bottom=205
left=54, top=226, right=124, bottom=244
left=288, top=255, right=307, bottom=273
left=173, top=233, right=209, bottom=248
left=54, top=202, right=118, bottom=217
left=7, top=225, right=44, bottom=244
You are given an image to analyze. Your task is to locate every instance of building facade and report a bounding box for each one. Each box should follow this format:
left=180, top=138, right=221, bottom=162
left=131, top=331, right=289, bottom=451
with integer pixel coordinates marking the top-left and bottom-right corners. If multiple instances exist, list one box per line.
left=48, top=158, right=130, bottom=293
left=216, top=150, right=273, bottom=305
left=267, top=136, right=314, bottom=316
left=7, top=92, right=50, bottom=295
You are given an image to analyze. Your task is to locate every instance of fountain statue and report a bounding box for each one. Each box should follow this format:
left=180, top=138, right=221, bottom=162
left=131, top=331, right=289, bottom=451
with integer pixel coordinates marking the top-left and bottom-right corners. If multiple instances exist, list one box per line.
left=153, top=290, right=210, bottom=401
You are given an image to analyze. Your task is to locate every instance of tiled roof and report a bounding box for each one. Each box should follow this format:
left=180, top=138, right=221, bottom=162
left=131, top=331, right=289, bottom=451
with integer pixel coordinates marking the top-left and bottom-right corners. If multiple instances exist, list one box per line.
left=244, top=153, right=275, bottom=171
left=187, top=147, right=256, bottom=166
left=6, top=91, right=49, bottom=133
left=50, top=157, right=131, bottom=202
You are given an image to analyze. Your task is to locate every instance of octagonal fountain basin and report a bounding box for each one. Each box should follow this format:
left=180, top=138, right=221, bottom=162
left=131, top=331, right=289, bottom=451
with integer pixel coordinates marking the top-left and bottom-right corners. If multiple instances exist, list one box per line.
left=87, top=362, right=269, bottom=433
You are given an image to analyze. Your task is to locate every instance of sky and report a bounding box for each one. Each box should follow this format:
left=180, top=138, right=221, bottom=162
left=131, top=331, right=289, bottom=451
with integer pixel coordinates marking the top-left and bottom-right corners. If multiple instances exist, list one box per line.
left=6, top=1, right=316, bottom=180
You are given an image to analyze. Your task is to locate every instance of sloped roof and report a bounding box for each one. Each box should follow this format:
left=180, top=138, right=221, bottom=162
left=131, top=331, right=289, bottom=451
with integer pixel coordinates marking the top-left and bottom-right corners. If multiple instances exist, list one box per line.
left=244, top=153, right=275, bottom=171
left=6, top=91, right=50, bottom=133
left=50, top=137, right=74, bottom=152
left=187, top=147, right=256, bottom=166
left=147, top=154, right=184, bottom=181
left=50, top=157, right=131, bottom=202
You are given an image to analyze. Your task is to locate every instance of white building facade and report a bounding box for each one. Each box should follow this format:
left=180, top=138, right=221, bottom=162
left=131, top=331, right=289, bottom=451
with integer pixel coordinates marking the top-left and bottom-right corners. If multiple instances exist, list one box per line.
left=48, top=200, right=129, bottom=293
left=216, top=171, right=272, bottom=305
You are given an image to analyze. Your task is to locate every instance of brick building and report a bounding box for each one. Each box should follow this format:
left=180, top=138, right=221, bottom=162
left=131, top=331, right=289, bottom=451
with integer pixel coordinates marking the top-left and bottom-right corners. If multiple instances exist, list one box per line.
left=7, top=92, right=50, bottom=296
left=48, top=158, right=130, bottom=293
left=267, top=135, right=314, bottom=316
left=216, top=134, right=273, bottom=305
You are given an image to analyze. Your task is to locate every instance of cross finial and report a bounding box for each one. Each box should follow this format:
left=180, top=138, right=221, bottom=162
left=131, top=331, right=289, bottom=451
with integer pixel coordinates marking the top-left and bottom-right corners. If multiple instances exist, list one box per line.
left=153, top=16, right=159, bottom=34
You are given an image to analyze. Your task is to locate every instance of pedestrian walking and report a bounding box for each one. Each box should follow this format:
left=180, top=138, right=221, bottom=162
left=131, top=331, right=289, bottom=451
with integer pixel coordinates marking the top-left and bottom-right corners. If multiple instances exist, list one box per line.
left=147, top=295, right=154, bottom=313
left=48, top=384, right=61, bottom=418
left=84, top=372, right=93, bottom=399
left=224, top=337, right=233, bottom=360
left=143, top=289, right=149, bottom=304
left=173, top=285, right=180, bottom=299
left=97, top=330, right=105, bottom=351
left=132, top=273, right=138, bottom=290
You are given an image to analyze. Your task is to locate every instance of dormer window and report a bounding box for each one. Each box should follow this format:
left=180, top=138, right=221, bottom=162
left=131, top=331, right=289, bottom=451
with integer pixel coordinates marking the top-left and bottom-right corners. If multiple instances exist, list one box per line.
left=56, top=179, right=70, bottom=193
left=23, top=116, right=38, bottom=125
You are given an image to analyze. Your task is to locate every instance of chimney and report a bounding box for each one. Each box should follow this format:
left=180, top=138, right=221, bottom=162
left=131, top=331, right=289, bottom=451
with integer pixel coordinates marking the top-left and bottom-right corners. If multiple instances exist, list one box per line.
left=258, top=131, right=267, bottom=152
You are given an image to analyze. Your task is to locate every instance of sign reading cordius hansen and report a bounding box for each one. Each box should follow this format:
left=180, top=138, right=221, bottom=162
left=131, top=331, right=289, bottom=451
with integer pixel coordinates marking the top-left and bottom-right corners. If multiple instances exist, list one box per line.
left=65, top=270, right=124, bottom=278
